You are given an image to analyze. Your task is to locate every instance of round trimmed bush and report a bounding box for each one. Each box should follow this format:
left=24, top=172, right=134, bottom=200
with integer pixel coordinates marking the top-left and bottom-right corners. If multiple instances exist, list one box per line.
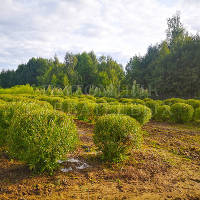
left=7, top=107, right=78, bottom=174
left=0, top=99, right=6, bottom=104
left=101, top=97, right=117, bottom=103
left=186, top=99, right=200, bottom=109
left=155, top=105, right=171, bottom=122
left=164, top=98, right=185, bottom=106
left=194, top=107, right=200, bottom=121
left=131, top=99, right=145, bottom=105
left=0, top=103, right=13, bottom=147
left=171, top=103, right=194, bottom=123
left=62, top=98, right=78, bottom=114
left=94, top=114, right=142, bottom=162
left=94, top=103, right=109, bottom=118
left=122, top=104, right=152, bottom=125
left=96, top=98, right=107, bottom=103
left=119, top=98, right=133, bottom=104
left=145, top=100, right=159, bottom=118
left=76, top=102, right=96, bottom=121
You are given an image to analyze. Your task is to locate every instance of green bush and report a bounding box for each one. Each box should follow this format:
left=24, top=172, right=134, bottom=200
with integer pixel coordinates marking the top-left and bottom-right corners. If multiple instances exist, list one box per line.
left=164, top=98, right=185, bottom=106
left=94, top=103, right=109, bottom=118
left=37, top=96, right=64, bottom=110
left=171, top=103, right=194, bottom=123
left=84, top=95, right=96, bottom=102
left=106, top=105, right=122, bottom=114
left=131, top=99, right=145, bottom=105
left=119, top=98, right=133, bottom=104
left=0, top=99, right=6, bottom=104
left=109, top=101, right=120, bottom=105
left=155, top=105, right=171, bottom=122
left=62, top=99, right=78, bottom=114
left=194, top=107, right=200, bottom=122
left=122, top=104, right=152, bottom=125
left=76, top=102, right=96, bottom=121
left=94, top=114, right=142, bottom=162
left=145, top=100, right=159, bottom=118
left=0, top=103, right=14, bottom=147
left=7, top=107, right=78, bottom=174
left=0, top=84, right=34, bottom=94
left=96, top=98, right=107, bottom=103
left=101, top=97, right=117, bottom=103
left=186, top=99, right=200, bottom=109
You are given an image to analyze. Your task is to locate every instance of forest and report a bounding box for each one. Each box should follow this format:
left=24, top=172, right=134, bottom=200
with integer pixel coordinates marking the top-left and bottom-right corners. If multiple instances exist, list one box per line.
left=1, top=14, right=200, bottom=99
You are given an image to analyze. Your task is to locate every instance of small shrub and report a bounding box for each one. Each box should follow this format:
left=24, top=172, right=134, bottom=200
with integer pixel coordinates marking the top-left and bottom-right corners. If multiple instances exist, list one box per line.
left=94, top=114, right=142, bottom=162
left=94, top=103, right=109, bottom=118
left=155, top=105, right=171, bottom=122
left=7, top=107, right=78, bottom=174
left=62, top=99, right=78, bottom=114
left=76, top=102, right=96, bottom=121
left=96, top=98, right=107, bottom=103
left=101, top=97, right=117, bottom=103
left=122, top=104, right=152, bottom=125
left=171, top=103, right=194, bottom=123
left=0, top=103, right=14, bottom=147
left=145, top=100, right=159, bottom=118
left=119, top=98, right=133, bottom=104
left=186, top=99, right=200, bottom=109
left=194, top=107, right=200, bottom=122
left=131, top=99, right=145, bottom=105
left=164, top=98, right=185, bottom=106
left=107, top=105, right=122, bottom=114
left=37, top=96, right=64, bottom=110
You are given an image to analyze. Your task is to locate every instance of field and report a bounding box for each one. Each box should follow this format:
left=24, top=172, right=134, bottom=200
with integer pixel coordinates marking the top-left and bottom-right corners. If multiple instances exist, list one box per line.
left=0, top=92, right=200, bottom=200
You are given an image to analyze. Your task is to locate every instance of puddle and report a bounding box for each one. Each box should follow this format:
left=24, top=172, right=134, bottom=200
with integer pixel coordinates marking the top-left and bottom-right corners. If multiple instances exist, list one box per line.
left=58, top=158, right=90, bottom=173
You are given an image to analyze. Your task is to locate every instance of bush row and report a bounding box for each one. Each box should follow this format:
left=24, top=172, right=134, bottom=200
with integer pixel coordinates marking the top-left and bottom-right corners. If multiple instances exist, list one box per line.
left=1, top=94, right=200, bottom=124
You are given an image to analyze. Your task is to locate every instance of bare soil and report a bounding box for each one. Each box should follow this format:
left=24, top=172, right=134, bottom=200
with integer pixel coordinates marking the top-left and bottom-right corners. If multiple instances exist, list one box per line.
left=0, top=120, right=200, bottom=200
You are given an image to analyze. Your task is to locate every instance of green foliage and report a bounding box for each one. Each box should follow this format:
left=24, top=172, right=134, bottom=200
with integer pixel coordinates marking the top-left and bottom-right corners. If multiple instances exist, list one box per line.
left=171, top=103, right=194, bottom=123
left=0, top=103, right=14, bottom=147
left=0, top=84, right=34, bottom=94
left=63, top=85, right=72, bottom=96
left=101, top=97, right=117, bottom=103
left=131, top=99, right=145, bottom=105
left=7, top=105, right=78, bottom=174
left=186, top=99, right=200, bottom=109
left=145, top=100, right=159, bottom=118
left=130, top=80, right=149, bottom=98
left=37, top=96, right=64, bottom=110
left=74, top=86, right=83, bottom=96
left=125, top=14, right=200, bottom=99
left=76, top=102, right=96, bottom=121
left=96, top=98, right=107, bottom=103
left=122, top=104, right=152, bottom=125
left=164, top=98, right=186, bottom=106
left=93, top=114, right=142, bottom=163
left=155, top=105, right=171, bottom=122
left=119, top=98, right=133, bottom=104
left=62, top=99, right=78, bottom=114
left=194, top=107, right=200, bottom=122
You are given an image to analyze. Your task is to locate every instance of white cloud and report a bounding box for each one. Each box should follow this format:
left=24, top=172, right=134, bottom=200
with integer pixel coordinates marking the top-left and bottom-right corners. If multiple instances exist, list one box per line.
left=0, top=0, right=200, bottom=70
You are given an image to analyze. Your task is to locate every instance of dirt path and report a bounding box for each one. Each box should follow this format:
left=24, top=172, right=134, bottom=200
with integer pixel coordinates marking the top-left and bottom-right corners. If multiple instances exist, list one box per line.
left=0, top=121, right=200, bottom=200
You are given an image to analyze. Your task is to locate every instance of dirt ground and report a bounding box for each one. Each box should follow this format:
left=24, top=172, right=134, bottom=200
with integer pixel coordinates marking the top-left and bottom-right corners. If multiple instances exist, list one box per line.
left=0, top=120, right=200, bottom=200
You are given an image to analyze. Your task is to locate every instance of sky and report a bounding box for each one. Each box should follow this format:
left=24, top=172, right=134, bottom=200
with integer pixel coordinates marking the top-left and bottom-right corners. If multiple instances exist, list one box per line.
left=0, top=0, right=200, bottom=71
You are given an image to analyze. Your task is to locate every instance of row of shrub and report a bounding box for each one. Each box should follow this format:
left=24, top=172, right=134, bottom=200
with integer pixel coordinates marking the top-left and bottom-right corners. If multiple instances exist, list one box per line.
left=0, top=101, right=79, bottom=174
left=1, top=94, right=200, bottom=124
left=0, top=99, right=143, bottom=169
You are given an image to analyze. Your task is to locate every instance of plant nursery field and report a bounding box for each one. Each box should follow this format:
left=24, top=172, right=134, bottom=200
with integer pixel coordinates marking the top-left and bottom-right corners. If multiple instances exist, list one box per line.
left=0, top=93, right=200, bottom=200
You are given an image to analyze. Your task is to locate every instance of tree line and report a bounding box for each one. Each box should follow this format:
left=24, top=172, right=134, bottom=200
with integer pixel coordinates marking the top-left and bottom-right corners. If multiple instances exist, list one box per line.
left=1, top=13, right=200, bottom=98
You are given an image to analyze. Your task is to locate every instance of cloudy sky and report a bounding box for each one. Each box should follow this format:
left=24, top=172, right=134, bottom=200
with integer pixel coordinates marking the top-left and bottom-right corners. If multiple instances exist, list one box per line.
left=0, top=0, right=200, bottom=70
